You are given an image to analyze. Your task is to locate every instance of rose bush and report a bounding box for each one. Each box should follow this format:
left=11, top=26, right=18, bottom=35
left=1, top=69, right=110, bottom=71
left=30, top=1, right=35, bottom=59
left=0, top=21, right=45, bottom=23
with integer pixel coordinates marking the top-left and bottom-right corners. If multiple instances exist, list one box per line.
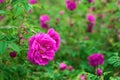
left=0, top=0, right=120, bottom=80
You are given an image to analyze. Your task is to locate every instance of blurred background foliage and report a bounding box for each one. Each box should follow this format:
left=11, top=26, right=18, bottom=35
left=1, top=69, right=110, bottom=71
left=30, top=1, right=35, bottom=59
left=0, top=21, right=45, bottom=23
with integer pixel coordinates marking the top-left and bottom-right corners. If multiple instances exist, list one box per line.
left=0, top=0, right=120, bottom=80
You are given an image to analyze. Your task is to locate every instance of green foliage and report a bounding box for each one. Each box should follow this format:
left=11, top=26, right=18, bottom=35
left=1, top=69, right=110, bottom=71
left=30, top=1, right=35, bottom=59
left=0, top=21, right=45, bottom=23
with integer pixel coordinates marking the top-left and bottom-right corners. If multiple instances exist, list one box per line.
left=0, top=41, right=7, bottom=54
left=9, top=42, right=20, bottom=53
left=108, top=53, right=120, bottom=67
left=110, top=77, right=120, bottom=80
left=0, top=0, right=120, bottom=79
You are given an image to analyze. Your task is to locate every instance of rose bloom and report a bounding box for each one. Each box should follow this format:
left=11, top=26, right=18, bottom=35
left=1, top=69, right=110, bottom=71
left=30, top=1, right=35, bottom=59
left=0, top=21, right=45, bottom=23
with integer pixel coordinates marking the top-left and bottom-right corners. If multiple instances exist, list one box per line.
left=59, top=63, right=67, bottom=70
left=87, top=53, right=104, bottom=67
left=29, top=0, right=37, bottom=4
left=47, top=28, right=60, bottom=51
left=27, top=28, right=60, bottom=66
left=40, top=15, right=50, bottom=29
left=96, top=68, right=103, bottom=76
left=66, top=1, right=77, bottom=11
left=0, top=0, right=4, bottom=3
left=87, top=14, right=95, bottom=24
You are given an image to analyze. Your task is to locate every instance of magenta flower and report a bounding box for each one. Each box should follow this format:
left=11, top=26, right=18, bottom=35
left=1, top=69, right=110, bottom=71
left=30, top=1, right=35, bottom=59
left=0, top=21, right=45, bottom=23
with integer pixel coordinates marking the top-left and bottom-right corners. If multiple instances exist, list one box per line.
left=59, top=63, right=67, bottom=70
left=88, top=0, right=94, bottom=3
left=87, top=14, right=95, bottom=24
left=27, top=33, right=56, bottom=65
left=65, top=0, right=71, bottom=3
left=118, top=34, right=120, bottom=39
left=40, top=15, right=50, bottom=29
left=59, top=10, right=65, bottom=15
left=0, top=0, right=4, bottom=3
left=29, top=0, right=37, bottom=4
left=7, top=6, right=12, bottom=10
left=80, top=74, right=86, bottom=80
left=87, top=53, right=104, bottom=67
left=66, top=1, right=77, bottom=11
left=96, top=68, right=103, bottom=76
left=67, top=66, right=73, bottom=71
left=47, top=28, right=60, bottom=51
left=10, top=51, right=17, bottom=58
left=27, top=29, right=60, bottom=66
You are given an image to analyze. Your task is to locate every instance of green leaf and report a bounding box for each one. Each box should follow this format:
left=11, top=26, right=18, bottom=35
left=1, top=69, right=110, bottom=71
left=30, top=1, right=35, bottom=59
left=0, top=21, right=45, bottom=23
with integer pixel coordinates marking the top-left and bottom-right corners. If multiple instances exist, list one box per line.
left=0, top=10, right=5, bottom=14
left=108, top=55, right=120, bottom=67
left=22, top=1, right=33, bottom=11
left=33, top=4, right=41, bottom=9
left=9, top=42, right=20, bottom=53
left=0, top=41, right=7, bottom=54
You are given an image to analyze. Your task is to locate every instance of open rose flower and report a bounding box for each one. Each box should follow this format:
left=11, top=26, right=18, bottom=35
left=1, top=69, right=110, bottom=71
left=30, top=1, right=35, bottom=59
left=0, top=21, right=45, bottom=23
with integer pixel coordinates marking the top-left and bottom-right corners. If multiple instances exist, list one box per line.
left=27, top=28, right=60, bottom=66
left=87, top=53, right=104, bottom=67
left=66, top=0, right=77, bottom=11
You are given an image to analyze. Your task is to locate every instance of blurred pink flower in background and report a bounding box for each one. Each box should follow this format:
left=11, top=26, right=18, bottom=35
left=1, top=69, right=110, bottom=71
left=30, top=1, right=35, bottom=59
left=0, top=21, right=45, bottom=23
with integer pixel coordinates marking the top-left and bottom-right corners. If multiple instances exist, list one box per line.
left=88, top=0, right=94, bottom=3
left=59, top=10, right=65, bottom=15
left=116, top=1, right=120, bottom=6
left=40, top=15, right=50, bottom=29
left=67, top=66, right=73, bottom=71
left=118, top=34, right=120, bottom=39
left=66, top=0, right=77, bottom=11
left=29, top=0, right=37, bottom=4
left=59, top=63, right=67, bottom=70
left=96, top=68, right=103, bottom=76
left=0, top=0, right=4, bottom=3
left=100, top=14, right=105, bottom=19
left=87, top=14, right=95, bottom=24
left=80, top=74, right=86, bottom=80
left=29, top=10, right=33, bottom=14
left=7, top=6, right=11, bottom=10
left=27, top=28, right=60, bottom=66
left=84, top=36, right=89, bottom=40
left=87, top=53, right=104, bottom=67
